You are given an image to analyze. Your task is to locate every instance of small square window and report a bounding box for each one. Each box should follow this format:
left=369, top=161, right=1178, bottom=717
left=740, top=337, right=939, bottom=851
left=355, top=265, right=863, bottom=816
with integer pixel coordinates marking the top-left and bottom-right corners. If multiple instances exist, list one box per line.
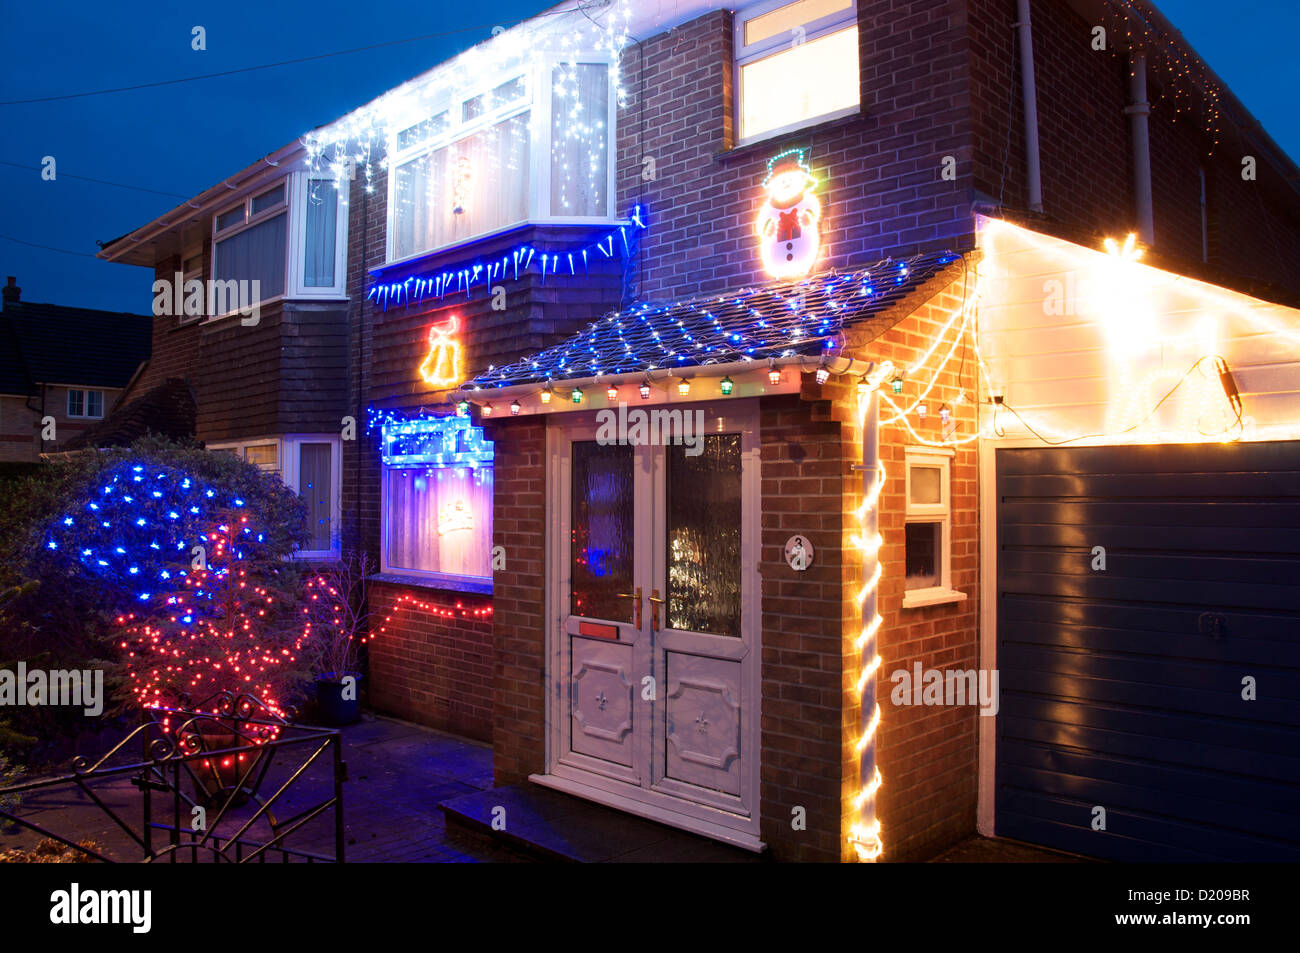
left=909, top=465, right=942, bottom=506
left=244, top=444, right=279, bottom=473
left=215, top=206, right=245, bottom=232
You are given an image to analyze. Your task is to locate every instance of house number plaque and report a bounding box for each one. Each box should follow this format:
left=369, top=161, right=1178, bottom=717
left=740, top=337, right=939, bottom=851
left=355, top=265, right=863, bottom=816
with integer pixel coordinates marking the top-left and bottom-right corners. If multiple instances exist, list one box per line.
left=784, top=535, right=814, bottom=571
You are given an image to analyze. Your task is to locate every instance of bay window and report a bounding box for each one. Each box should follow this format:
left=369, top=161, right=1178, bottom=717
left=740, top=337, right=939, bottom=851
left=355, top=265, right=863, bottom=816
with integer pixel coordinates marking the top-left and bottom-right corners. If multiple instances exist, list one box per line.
left=388, top=58, right=615, bottom=263
left=735, top=0, right=860, bottom=144
left=209, top=172, right=347, bottom=314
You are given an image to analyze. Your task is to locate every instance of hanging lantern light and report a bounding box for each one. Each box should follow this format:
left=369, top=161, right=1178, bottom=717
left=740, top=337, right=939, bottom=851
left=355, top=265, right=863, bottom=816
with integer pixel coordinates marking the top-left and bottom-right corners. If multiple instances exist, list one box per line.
left=767, top=358, right=781, bottom=386
left=891, top=373, right=904, bottom=394
left=510, top=400, right=521, bottom=416
left=939, top=404, right=951, bottom=423
left=917, top=404, right=928, bottom=419
left=571, top=387, right=584, bottom=404
left=482, top=404, right=493, bottom=417
left=720, top=376, right=734, bottom=395
left=606, top=383, right=619, bottom=401
left=540, top=385, right=553, bottom=405
left=857, top=374, right=870, bottom=399
left=456, top=400, right=469, bottom=417
left=639, top=378, right=652, bottom=400
left=677, top=379, right=690, bottom=397
left=815, top=358, right=830, bottom=385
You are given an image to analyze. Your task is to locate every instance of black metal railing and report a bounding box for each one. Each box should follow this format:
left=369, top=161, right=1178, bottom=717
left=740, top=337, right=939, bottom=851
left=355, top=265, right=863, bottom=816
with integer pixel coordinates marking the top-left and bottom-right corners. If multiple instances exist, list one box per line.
left=0, top=691, right=345, bottom=863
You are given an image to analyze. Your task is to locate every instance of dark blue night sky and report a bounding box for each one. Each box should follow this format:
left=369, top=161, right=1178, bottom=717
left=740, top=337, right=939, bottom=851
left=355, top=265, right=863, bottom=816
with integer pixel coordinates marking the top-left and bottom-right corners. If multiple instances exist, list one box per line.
left=1, top=0, right=1297, bottom=313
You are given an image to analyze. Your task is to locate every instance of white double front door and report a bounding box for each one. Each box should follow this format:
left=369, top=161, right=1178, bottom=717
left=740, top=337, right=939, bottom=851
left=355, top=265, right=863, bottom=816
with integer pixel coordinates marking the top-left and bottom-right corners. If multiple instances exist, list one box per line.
left=538, top=400, right=762, bottom=849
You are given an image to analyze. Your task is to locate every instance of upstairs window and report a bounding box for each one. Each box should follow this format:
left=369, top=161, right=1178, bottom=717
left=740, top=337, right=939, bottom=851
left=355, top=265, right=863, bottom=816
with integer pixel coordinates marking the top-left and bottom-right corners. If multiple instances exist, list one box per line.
left=735, top=0, right=860, bottom=144
left=388, top=59, right=614, bottom=263
left=67, top=389, right=104, bottom=419
left=210, top=173, right=347, bottom=313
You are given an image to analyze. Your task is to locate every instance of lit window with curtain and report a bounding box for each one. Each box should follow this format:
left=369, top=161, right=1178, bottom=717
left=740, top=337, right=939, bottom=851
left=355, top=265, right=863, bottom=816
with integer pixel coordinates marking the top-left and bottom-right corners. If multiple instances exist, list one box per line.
left=551, top=62, right=610, bottom=217
left=735, top=0, right=860, bottom=143
left=388, top=59, right=614, bottom=262
left=380, top=416, right=494, bottom=585
left=303, top=179, right=338, bottom=288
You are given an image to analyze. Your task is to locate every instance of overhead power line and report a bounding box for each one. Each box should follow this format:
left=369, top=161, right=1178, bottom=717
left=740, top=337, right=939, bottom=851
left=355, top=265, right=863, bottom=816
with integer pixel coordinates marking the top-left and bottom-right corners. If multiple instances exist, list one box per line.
left=0, top=160, right=188, bottom=198
left=0, top=21, right=514, bottom=106
left=0, top=234, right=100, bottom=258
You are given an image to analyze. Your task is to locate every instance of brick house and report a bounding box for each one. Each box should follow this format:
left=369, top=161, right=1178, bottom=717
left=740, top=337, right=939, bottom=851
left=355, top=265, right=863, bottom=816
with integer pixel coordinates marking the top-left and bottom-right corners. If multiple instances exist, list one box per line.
left=0, top=277, right=151, bottom=462
left=100, top=0, right=1300, bottom=862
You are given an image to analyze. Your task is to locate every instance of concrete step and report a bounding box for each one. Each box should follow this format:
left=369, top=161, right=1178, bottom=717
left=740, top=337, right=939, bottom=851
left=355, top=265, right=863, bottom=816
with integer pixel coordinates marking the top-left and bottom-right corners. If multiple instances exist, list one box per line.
left=439, top=784, right=767, bottom=863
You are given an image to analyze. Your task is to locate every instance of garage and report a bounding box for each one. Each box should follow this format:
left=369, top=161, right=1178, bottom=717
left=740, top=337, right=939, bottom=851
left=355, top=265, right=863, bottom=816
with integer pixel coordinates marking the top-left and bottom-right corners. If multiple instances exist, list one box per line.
left=994, top=441, right=1300, bottom=861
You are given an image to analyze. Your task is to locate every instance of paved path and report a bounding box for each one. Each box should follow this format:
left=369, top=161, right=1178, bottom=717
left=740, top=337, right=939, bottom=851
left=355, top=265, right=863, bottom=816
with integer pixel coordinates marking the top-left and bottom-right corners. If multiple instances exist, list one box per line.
left=0, top=714, right=525, bottom=863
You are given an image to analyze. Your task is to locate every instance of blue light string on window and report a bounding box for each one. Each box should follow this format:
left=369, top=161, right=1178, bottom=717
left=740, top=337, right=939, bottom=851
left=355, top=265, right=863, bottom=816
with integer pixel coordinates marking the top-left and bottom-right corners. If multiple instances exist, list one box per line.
left=367, top=205, right=648, bottom=311
left=369, top=407, right=494, bottom=468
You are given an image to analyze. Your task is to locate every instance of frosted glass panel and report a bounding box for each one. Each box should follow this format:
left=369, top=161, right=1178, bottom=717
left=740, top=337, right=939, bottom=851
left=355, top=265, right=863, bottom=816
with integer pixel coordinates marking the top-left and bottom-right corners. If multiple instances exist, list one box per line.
left=570, top=441, right=633, bottom=622
left=667, top=434, right=742, bottom=637
left=385, top=465, right=493, bottom=579
left=740, top=26, right=858, bottom=140
left=910, top=465, right=942, bottom=506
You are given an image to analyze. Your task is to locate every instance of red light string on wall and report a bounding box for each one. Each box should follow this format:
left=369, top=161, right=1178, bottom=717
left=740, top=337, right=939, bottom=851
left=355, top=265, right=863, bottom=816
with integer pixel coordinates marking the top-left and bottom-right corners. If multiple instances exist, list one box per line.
left=375, top=592, right=493, bottom=639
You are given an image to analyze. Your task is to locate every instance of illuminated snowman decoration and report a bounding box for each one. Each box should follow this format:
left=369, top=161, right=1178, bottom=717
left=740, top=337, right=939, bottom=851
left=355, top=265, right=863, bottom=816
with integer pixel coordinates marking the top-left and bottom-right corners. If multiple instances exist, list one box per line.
left=756, top=148, right=821, bottom=279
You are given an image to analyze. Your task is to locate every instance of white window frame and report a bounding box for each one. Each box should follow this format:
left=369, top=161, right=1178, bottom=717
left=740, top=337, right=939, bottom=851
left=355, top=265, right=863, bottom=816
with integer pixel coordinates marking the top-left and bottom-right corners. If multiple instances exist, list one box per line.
left=384, top=52, right=620, bottom=266
left=902, top=446, right=966, bottom=609
left=289, top=174, right=348, bottom=299
left=733, top=0, right=861, bottom=147
left=209, top=171, right=347, bottom=321
left=67, top=388, right=105, bottom=419
left=379, top=458, right=494, bottom=590
left=206, top=435, right=341, bottom=559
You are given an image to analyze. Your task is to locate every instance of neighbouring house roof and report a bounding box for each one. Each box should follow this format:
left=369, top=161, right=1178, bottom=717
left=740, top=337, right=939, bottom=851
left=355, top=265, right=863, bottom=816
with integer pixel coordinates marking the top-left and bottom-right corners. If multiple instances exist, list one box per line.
left=58, top=378, right=196, bottom=451
left=464, top=250, right=966, bottom=391
left=0, top=300, right=150, bottom=390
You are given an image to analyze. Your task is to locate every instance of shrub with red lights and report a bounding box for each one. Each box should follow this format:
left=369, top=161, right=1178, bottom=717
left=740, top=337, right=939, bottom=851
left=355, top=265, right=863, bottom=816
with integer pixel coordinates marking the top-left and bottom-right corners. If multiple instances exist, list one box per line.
left=116, top=513, right=312, bottom=721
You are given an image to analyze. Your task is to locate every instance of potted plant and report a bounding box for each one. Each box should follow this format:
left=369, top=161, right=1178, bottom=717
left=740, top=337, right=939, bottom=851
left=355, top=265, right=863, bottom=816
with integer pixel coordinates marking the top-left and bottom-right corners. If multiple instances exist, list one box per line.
left=302, top=552, right=372, bottom=726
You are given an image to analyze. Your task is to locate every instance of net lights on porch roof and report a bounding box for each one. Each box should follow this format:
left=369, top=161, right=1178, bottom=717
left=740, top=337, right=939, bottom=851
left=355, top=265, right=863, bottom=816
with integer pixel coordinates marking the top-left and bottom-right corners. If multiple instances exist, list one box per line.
left=459, top=251, right=959, bottom=401
left=299, top=1, right=633, bottom=202
left=370, top=408, right=494, bottom=468
left=368, top=206, right=647, bottom=310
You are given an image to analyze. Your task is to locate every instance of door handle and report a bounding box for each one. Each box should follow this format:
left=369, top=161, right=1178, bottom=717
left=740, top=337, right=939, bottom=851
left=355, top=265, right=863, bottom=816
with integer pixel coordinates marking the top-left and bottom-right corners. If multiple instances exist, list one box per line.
left=616, top=586, right=642, bottom=629
left=648, top=589, right=665, bottom=632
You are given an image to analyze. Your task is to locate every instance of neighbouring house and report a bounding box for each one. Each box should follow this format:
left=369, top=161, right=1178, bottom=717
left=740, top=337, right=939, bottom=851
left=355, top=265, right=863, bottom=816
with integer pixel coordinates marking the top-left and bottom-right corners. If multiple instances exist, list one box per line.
left=99, top=0, right=1300, bottom=863
left=0, top=276, right=151, bottom=462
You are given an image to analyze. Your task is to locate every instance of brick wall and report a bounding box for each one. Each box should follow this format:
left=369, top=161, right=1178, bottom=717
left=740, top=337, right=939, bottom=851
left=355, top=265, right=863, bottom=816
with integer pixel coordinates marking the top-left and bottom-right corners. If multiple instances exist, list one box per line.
left=616, top=4, right=976, bottom=304
left=367, top=581, right=494, bottom=742
left=481, top=416, right=548, bottom=785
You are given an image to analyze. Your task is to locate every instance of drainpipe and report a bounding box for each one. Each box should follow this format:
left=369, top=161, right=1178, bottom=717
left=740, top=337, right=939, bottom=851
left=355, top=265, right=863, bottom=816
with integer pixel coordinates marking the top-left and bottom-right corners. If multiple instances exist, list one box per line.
left=1015, top=0, right=1043, bottom=213
left=1126, top=52, right=1156, bottom=245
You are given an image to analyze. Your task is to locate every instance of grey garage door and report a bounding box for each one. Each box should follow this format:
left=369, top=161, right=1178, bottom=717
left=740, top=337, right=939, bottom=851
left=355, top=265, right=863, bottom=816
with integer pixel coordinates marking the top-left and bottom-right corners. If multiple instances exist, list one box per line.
left=995, top=441, right=1300, bottom=861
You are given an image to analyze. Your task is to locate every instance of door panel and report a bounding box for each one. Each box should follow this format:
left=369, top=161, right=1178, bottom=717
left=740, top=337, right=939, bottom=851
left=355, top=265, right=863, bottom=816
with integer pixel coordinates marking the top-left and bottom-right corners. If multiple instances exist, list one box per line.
left=664, top=652, right=743, bottom=795
left=571, top=640, right=637, bottom=768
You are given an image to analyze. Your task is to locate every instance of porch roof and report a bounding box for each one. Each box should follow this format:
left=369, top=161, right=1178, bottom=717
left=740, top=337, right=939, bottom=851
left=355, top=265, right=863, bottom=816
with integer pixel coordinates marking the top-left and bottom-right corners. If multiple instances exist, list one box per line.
left=463, top=249, right=963, bottom=391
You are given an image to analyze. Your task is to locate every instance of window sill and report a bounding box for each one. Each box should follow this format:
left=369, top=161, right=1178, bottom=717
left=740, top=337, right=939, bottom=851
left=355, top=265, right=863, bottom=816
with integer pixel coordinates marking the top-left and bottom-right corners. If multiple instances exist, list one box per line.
left=368, top=571, right=492, bottom=597
left=715, top=107, right=868, bottom=164
left=376, top=218, right=624, bottom=276
left=902, top=587, right=968, bottom=609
